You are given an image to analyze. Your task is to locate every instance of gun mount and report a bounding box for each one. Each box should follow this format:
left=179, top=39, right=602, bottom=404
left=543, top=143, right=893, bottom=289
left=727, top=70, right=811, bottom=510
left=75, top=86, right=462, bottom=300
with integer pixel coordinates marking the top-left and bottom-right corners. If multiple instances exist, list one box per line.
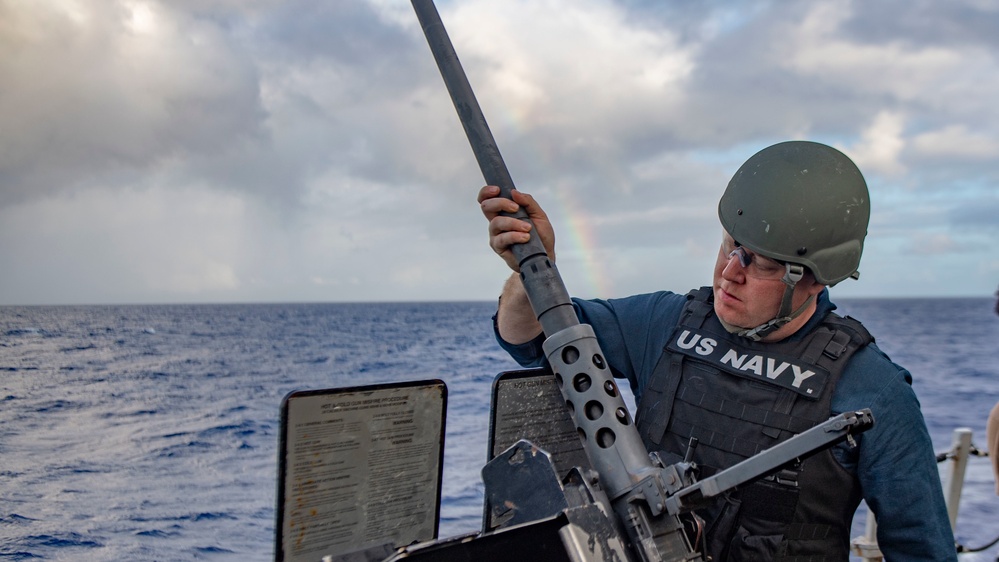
left=288, top=376, right=874, bottom=562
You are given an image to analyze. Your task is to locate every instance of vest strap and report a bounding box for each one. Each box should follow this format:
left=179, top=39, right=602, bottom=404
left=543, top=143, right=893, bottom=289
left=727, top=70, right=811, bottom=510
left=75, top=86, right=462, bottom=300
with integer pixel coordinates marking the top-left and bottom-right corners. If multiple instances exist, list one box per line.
left=784, top=522, right=835, bottom=540
left=637, top=288, right=713, bottom=447
left=669, top=418, right=766, bottom=460
left=637, top=349, right=682, bottom=446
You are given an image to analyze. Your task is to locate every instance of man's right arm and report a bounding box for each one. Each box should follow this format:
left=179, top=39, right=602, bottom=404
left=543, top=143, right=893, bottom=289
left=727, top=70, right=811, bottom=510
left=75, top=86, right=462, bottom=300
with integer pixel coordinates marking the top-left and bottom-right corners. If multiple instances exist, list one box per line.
left=496, top=273, right=543, bottom=345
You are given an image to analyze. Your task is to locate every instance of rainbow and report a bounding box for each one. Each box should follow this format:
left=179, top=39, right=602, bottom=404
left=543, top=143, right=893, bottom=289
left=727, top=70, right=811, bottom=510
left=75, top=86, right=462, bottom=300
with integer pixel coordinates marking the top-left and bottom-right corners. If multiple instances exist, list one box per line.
left=486, top=96, right=614, bottom=298
left=549, top=184, right=613, bottom=298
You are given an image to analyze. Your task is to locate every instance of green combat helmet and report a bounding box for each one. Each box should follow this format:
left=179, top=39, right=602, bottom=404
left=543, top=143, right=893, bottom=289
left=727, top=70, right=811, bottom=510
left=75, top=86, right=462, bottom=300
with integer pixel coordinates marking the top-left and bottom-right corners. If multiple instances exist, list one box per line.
left=717, top=140, right=870, bottom=340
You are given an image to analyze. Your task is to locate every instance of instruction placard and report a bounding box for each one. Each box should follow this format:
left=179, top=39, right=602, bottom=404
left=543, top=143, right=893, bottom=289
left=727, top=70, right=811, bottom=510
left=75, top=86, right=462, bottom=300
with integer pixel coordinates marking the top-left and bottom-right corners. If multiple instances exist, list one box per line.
left=276, top=380, right=446, bottom=562
left=489, top=369, right=590, bottom=478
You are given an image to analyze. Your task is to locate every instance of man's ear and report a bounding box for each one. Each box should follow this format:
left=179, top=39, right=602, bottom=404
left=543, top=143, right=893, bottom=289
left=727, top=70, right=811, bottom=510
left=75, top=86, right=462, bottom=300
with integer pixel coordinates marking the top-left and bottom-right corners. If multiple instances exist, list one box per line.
left=807, top=282, right=826, bottom=298
left=800, top=270, right=826, bottom=297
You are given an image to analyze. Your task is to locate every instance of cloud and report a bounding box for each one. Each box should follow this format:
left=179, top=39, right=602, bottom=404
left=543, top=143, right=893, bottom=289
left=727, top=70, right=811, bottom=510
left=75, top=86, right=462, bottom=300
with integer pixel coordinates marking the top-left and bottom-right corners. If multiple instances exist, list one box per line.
left=0, top=0, right=265, bottom=206
left=901, top=232, right=963, bottom=255
left=786, top=3, right=968, bottom=103
left=912, top=125, right=999, bottom=160
left=2, top=0, right=999, bottom=303
left=949, top=193, right=999, bottom=233
left=0, top=185, right=253, bottom=303
left=846, top=111, right=907, bottom=176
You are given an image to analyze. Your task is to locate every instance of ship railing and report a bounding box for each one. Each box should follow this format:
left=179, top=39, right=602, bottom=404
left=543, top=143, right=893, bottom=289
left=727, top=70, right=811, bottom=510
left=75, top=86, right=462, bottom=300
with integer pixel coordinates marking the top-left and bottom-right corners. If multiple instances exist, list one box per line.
left=850, top=427, right=995, bottom=560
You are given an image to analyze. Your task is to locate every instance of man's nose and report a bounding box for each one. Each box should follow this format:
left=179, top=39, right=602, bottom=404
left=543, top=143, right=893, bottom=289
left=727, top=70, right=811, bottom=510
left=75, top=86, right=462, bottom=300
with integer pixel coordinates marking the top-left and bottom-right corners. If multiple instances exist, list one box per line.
left=721, top=251, right=747, bottom=281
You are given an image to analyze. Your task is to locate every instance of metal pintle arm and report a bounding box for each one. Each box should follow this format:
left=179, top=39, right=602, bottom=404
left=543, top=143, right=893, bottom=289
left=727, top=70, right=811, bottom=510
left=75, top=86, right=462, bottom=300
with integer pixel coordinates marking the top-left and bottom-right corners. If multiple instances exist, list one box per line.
left=664, top=409, right=875, bottom=515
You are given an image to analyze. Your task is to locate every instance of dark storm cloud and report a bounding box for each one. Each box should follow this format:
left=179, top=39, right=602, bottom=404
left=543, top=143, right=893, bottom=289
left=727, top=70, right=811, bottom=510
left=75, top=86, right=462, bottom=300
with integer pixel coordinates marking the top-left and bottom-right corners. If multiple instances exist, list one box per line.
left=254, top=1, right=414, bottom=67
left=0, top=1, right=266, bottom=207
left=842, top=1, right=999, bottom=49
left=213, top=1, right=459, bottom=201
left=0, top=0, right=439, bottom=213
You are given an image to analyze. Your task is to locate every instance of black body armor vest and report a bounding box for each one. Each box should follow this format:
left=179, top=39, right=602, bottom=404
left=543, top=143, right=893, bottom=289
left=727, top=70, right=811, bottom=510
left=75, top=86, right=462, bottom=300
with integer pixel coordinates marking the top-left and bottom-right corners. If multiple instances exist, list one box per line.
left=635, top=288, right=873, bottom=561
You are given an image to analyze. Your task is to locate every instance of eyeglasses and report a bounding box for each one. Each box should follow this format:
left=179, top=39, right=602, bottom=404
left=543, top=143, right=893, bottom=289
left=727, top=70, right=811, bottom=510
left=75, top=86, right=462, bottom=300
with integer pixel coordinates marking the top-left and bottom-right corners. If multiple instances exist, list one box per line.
left=720, top=234, right=788, bottom=280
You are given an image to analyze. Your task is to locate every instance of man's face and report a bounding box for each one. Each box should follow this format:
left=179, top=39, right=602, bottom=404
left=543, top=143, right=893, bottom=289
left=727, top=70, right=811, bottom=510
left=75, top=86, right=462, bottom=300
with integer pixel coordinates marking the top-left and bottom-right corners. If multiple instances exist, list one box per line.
left=712, top=232, right=817, bottom=333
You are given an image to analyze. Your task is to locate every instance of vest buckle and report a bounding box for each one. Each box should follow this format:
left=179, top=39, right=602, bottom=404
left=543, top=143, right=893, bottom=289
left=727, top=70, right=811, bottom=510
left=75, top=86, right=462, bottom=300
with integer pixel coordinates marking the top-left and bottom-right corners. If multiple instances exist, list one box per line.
left=767, top=468, right=799, bottom=487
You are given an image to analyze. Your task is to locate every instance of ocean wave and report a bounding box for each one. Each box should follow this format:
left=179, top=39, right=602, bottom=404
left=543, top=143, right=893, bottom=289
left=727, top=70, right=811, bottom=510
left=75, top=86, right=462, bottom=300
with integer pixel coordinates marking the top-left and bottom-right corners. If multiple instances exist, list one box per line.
left=4, top=328, right=44, bottom=337
left=0, top=514, right=39, bottom=527
left=59, top=344, right=96, bottom=352
left=33, top=400, right=81, bottom=414
left=22, top=533, right=103, bottom=549
left=135, top=529, right=177, bottom=538
left=194, top=545, right=237, bottom=554
left=197, top=420, right=261, bottom=439
left=154, top=441, right=216, bottom=458
left=0, top=550, right=44, bottom=561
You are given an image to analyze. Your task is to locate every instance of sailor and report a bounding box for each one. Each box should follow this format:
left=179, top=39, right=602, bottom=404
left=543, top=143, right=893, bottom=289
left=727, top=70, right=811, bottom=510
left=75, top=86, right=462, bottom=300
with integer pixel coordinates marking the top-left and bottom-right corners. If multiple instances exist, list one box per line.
left=479, top=140, right=956, bottom=561
left=989, top=402, right=999, bottom=495
left=990, top=290, right=999, bottom=495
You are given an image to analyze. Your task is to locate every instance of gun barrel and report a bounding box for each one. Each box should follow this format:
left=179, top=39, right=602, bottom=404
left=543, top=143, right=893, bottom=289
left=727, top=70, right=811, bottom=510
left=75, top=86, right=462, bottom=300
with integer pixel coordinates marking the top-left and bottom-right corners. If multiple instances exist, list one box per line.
left=410, top=0, right=579, bottom=337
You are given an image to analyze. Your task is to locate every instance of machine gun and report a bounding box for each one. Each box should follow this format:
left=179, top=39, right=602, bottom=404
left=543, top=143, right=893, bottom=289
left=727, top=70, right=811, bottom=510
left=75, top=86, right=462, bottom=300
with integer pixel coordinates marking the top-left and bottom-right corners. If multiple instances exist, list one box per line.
left=401, top=2, right=875, bottom=560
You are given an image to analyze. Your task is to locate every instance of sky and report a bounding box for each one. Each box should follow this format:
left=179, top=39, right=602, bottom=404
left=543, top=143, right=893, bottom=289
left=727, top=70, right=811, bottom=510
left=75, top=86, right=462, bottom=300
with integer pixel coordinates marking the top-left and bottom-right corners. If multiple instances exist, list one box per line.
left=1, top=0, right=998, bottom=305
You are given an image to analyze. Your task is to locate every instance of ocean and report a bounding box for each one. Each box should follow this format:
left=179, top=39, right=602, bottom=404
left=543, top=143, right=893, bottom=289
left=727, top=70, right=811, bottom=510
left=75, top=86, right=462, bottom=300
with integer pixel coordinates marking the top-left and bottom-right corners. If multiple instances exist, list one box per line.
left=1, top=298, right=997, bottom=561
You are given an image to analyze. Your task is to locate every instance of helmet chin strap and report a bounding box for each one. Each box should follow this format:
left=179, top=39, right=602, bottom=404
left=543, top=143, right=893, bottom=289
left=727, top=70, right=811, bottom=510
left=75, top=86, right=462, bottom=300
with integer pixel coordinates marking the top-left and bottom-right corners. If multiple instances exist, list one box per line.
left=719, top=263, right=815, bottom=342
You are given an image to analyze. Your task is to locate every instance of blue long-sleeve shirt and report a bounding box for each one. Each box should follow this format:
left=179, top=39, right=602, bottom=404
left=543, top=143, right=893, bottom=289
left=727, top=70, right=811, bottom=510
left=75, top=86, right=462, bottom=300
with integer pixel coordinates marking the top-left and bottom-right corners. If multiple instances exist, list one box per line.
left=496, top=289, right=956, bottom=561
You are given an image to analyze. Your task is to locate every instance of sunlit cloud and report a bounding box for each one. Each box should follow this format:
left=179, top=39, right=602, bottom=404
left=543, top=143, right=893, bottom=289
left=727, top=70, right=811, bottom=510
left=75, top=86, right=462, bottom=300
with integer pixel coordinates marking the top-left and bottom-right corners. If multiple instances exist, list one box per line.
left=847, top=111, right=907, bottom=177
left=912, top=125, right=999, bottom=160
